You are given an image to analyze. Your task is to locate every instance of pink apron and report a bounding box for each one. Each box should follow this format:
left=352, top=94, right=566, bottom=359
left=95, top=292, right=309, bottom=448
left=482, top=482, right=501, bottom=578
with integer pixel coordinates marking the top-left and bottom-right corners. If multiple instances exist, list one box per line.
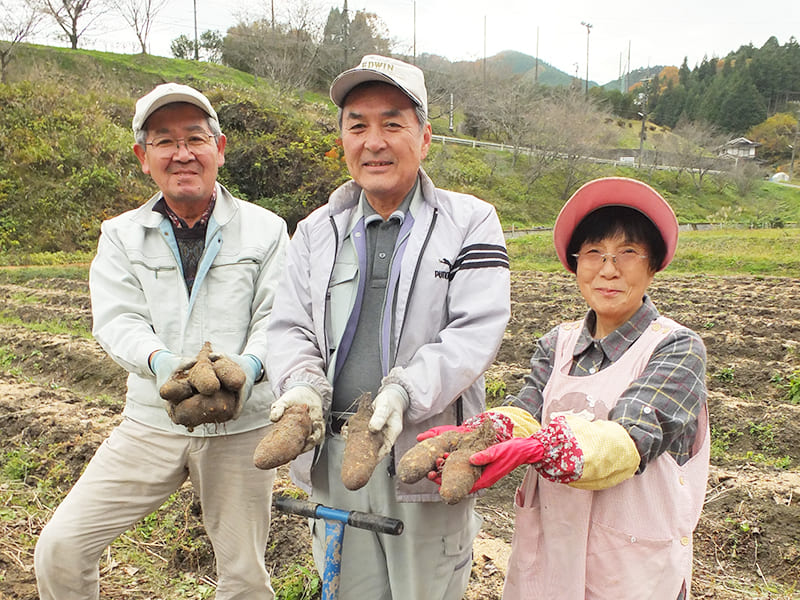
left=503, top=317, right=710, bottom=600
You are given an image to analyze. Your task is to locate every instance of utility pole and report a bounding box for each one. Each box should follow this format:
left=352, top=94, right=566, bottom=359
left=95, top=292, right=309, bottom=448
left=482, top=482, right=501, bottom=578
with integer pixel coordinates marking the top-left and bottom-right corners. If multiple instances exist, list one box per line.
left=581, top=21, right=592, bottom=97
left=483, top=15, right=487, bottom=86
left=193, top=0, right=199, bottom=60
left=271, top=0, right=275, bottom=31
left=637, top=79, right=651, bottom=168
left=343, top=0, right=349, bottom=68
left=412, top=0, right=416, bottom=62
left=791, top=118, right=798, bottom=181
left=534, top=27, right=539, bottom=84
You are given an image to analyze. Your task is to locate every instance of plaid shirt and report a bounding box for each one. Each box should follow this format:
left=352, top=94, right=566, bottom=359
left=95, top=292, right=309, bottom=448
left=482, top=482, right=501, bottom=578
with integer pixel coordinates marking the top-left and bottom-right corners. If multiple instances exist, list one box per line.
left=509, top=296, right=707, bottom=473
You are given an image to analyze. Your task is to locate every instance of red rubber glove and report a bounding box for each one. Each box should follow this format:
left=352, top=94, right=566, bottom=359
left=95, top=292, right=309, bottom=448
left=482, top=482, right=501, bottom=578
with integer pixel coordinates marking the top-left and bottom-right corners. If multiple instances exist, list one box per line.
left=416, top=424, right=467, bottom=442
left=417, top=411, right=515, bottom=442
left=468, top=436, right=546, bottom=492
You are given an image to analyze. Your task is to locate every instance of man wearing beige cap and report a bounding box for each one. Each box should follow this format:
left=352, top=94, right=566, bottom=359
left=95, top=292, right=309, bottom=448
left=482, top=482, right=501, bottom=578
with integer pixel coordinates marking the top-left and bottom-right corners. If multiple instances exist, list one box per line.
left=34, top=83, right=288, bottom=599
left=263, top=55, right=511, bottom=599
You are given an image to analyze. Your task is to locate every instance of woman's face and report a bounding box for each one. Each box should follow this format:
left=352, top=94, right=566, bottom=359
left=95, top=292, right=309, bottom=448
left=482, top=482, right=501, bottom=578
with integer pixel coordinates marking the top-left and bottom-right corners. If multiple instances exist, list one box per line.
left=574, top=233, right=656, bottom=338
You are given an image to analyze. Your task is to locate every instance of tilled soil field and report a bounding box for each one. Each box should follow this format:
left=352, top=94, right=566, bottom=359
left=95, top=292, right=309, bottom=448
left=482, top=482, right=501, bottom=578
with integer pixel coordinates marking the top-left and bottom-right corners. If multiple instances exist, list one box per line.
left=1, top=271, right=799, bottom=599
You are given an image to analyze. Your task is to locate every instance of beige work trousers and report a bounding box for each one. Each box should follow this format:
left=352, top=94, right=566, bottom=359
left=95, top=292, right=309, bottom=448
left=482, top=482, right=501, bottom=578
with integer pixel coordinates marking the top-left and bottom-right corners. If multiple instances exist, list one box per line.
left=34, top=417, right=276, bottom=600
left=309, top=435, right=480, bottom=600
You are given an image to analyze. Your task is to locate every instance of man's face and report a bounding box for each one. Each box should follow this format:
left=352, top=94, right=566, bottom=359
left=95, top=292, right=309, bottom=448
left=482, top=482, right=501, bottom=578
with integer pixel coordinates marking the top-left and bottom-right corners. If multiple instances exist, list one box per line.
left=340, top=84, right=431, bottom=211
left=133, top=103, right=225, bottom=209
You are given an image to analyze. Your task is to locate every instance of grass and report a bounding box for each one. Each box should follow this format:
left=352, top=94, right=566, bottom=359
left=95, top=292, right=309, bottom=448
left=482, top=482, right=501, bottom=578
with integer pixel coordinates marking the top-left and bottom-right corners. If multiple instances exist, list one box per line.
left=508, top=226, right=800, bottom=277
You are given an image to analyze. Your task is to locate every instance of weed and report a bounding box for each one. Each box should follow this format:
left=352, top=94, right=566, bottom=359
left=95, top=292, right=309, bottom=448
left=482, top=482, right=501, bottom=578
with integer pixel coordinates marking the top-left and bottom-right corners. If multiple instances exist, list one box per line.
left=714, top=366, right=735, bottom=382
left=0, top=345, right=17, bottom=370
left=2, top=447, right=39, bottom=482
left=785, top=370, right=800, bottom=404
left=710, top=426, right=741, bottom=457
left=273, top=563, right=321, bottom=600
left=485, top=378, right=507, bottom=407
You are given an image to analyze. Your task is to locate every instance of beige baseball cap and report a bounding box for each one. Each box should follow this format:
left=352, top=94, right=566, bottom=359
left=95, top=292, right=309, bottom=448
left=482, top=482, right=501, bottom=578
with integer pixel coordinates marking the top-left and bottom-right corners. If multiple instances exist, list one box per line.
left=330, top=54, right=427, bottom=113
left=132, top=82, right=218, bottom=133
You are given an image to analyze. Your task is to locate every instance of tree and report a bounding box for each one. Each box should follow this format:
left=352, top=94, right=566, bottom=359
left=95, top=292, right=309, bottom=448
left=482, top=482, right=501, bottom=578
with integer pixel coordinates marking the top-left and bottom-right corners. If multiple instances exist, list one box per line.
left=0, top=0, right=40, bottom=83
left=170, top=30, right=223, bottom=62
left=37, top=0, right=108, bottom=49
left=317, top=8, right=390, bottom=86
left=199, top=29, right=222, bottom=63
left=112, top=0, right=168, bottom=54
left=667, top=119, right=727, bottom=190
left=170, top=34, right=194, bottom=60
left=747, top=112, right=798, bottom=163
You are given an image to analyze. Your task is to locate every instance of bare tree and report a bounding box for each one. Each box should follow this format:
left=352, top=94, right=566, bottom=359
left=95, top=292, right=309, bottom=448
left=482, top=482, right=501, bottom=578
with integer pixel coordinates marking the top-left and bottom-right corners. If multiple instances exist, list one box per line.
left=112, top=0, right=167, bottom=54
left=37, top=0, right=108, bottom=49
left=522, top=89, right=617, bottom=198
left=0, top=0, right=40, bottom=82
left=667, top=118, right=727, bottom=190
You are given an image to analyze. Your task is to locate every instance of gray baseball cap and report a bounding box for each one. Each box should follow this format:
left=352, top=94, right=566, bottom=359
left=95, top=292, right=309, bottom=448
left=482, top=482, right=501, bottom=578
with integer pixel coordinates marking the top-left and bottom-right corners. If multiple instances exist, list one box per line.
left=330, top=54, right=428, bottom=114
left=132, top=83, right=218, bottom=133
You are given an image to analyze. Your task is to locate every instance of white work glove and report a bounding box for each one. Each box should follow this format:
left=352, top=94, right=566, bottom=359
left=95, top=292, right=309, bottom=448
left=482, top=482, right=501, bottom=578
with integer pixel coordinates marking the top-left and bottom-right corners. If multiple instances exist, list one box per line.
left=270, top=385, right=325, bottom=452
left=209, top=352, right=261, bottom=419
left=369, top=384, right=409, bottom=460
left=151, top=350, right=196, bottom=393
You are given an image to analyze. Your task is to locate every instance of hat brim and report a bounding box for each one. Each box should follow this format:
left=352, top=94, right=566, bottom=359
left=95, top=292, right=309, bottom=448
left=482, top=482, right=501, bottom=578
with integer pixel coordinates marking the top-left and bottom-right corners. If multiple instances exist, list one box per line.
left=132, top=90, right=218, bottom=132
left=553, top=177, right=678, bottom=272
left=330, top=69, right=422, bottom=108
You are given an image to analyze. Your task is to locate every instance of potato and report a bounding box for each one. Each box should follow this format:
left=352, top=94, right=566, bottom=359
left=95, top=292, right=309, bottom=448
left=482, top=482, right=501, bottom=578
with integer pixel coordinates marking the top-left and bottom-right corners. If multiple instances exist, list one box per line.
left=170, top=389, right=237, bottom=432
left=341, top=393, right=385, bottom=491
left=397, top=430, right=463, bottom=484
left=253, top=405, right=312, bottom=470
left=212, top=355, right=247, bottom=392
left=187, top=341, right=220, bottom=395
left=159, top=369, right=193, bottom=403
left=438, top=420, right=496, bottom=505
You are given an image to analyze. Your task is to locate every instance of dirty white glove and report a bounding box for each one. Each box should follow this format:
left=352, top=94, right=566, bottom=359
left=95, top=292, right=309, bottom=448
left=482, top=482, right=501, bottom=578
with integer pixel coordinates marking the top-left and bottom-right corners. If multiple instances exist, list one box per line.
left=369, top=384, right=409, bottom=460
left=270, top=385, right=324, bottom=452
left=151, top=350, right=196, bottom=393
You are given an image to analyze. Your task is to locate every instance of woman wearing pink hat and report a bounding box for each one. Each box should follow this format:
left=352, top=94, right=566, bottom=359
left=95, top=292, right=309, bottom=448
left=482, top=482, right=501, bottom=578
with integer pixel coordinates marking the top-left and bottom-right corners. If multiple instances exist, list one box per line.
left=416, top=177, right=709, bottom=599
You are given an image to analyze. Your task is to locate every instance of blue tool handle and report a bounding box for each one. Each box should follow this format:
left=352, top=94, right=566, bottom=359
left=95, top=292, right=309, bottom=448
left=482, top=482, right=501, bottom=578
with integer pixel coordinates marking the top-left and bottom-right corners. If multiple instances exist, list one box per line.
left=274, top=494, right=404, bottom=535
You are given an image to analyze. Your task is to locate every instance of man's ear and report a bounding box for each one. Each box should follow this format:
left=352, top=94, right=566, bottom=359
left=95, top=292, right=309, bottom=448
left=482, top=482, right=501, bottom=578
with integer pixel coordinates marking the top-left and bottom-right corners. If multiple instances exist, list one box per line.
left=133, top=144, right=150, bottom=174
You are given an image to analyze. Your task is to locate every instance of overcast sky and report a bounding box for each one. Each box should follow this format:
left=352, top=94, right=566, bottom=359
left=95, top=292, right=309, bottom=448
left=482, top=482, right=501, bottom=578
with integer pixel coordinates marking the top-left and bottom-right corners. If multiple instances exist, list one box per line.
left=71, top=0, right=799, bottom=85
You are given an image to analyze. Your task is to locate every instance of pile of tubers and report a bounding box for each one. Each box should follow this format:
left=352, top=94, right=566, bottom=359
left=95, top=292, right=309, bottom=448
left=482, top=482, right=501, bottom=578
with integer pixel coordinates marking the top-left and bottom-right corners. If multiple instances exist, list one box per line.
left=397, top=419, right=496, bottom=504
left=159, top=341, right=245, bottom=431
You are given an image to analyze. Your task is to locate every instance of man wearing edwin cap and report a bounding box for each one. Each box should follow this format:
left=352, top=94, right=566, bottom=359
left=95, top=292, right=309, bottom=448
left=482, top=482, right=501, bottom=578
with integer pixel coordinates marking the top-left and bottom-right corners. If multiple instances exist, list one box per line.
left=263, top=55, right=511, bottom=599
left=34, top=83, right=289, bottom=599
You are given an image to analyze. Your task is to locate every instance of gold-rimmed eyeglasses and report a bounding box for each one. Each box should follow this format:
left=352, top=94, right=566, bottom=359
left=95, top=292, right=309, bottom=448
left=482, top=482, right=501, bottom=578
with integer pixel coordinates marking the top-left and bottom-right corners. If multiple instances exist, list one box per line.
left=145, top=132, right=216, bottom=155
left=571, top=249, right=649, bottom=269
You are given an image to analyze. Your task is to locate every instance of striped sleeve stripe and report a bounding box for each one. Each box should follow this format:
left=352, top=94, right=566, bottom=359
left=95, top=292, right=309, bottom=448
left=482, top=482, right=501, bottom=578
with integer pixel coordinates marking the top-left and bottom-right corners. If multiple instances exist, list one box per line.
left=451, top=244, right=510, bottom=272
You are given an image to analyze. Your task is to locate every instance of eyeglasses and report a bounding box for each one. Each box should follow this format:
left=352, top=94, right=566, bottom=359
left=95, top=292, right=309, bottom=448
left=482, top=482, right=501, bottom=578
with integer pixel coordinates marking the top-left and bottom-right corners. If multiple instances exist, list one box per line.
left=145, top=132, right=216, bottom=154
left=571, top=249, right=649, bottom=269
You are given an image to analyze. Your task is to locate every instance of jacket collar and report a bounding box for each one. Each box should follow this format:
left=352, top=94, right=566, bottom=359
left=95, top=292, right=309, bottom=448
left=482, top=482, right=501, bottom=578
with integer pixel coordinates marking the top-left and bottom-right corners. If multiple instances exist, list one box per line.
left=131, top=183, right=236, bottom=228
left=328, top=167, right=439, bottom=221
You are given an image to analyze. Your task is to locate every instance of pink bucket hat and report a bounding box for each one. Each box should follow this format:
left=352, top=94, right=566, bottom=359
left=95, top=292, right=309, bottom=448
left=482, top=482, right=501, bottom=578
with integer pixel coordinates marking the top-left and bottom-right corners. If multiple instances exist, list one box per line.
left=553, top=177, right=678, bottom=273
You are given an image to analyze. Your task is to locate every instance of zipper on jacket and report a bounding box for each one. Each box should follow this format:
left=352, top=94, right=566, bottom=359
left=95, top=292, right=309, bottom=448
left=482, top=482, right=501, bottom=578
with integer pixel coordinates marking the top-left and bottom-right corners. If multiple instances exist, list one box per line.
left=324, top=215, right=340, bottom=365
left=395, top=208, right=438, bottom=354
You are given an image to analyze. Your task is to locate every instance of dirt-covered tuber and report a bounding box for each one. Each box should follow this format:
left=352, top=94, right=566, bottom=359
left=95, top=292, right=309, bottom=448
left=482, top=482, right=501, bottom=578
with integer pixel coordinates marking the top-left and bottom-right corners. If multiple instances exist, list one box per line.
left=253, top=405, right=313, bottom=470
left=340, top=393, right=385, bottom=490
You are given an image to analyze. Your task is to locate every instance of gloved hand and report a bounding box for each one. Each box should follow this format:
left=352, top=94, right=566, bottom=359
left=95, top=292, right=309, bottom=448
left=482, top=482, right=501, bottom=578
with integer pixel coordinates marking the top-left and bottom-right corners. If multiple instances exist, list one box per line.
left=270, top=385, right=324, bottom=452
left=368, top=385, right=409, bottom=460
left=423, top=411, right=518, bottom=486
left=470, top=415, right=640, bottom=492
left=209, top=352, right=261, bottom=419
left=468, top=435, right=546, bottom=492
left=417, top=411, right=515, bottom=442
left=151, top=350, right=197, bottom=395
